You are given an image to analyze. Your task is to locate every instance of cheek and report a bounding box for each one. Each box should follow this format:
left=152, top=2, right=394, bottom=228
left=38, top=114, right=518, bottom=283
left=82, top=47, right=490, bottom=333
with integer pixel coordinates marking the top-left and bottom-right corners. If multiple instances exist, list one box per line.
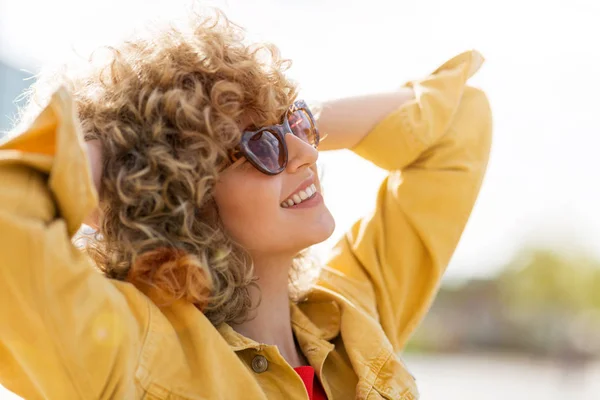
left=214, top=172, right=282, bottom=248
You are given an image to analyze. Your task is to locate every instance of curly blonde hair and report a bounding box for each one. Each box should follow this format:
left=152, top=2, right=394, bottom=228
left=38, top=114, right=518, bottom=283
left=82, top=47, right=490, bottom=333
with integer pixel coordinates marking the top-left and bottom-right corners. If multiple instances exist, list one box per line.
left=18, top=10, right=301, bottom=325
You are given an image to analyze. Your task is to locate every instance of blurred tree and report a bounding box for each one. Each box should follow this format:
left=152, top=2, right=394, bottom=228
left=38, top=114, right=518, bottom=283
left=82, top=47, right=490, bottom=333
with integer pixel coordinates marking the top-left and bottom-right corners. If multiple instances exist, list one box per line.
left=498, top=249, right=600, bottom=313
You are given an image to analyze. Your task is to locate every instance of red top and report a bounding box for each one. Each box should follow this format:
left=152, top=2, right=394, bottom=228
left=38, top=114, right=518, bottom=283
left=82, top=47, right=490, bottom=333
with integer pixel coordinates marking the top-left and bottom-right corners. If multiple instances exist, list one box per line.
left=294, top=366, right=328, bottom=400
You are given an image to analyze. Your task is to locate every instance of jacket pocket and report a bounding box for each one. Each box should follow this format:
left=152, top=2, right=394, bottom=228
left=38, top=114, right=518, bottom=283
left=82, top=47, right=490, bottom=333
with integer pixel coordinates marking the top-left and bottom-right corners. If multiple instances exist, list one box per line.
left=139, top=383, right=203, bottom=400
left=371, top=353, right=419, bottom=400
left=371, top=387, right=418, bottom=400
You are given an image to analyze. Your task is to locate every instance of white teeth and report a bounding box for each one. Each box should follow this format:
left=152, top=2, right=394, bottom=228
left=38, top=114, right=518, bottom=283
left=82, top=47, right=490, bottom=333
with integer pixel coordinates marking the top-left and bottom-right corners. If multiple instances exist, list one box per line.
left=281, top=183, right=320, bottom=208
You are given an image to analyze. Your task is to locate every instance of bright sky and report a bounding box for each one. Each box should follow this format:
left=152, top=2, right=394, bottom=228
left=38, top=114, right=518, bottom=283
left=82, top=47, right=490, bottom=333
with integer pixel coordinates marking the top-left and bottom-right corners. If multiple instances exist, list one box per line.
left=1, top=0, right=599, bottom=280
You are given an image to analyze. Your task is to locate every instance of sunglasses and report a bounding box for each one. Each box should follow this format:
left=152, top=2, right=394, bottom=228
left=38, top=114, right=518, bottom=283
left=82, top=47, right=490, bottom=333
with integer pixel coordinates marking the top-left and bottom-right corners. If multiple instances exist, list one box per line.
left=229, top=100, right=320, bottom=175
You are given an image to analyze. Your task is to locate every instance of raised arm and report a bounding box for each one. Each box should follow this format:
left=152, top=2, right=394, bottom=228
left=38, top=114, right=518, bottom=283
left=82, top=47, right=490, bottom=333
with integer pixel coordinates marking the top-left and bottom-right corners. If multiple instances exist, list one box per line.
left=317, top=88, right=416, bottom=151
left=0, top=89, right=150, bottom=399
left=317, top=51, right=492, bottom=351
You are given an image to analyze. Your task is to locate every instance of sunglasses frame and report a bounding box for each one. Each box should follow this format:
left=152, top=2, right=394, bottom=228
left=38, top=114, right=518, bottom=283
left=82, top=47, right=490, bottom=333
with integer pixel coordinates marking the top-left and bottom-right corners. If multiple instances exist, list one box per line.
left=231, top=100, right=320, bottom=176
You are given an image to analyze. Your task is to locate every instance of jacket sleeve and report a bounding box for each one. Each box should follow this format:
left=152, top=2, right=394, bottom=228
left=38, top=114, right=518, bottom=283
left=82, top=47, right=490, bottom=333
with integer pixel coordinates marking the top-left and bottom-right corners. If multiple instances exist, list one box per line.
left=0, top=88, right=150, bottom=399
left=319, top=51, right=493, bottom=351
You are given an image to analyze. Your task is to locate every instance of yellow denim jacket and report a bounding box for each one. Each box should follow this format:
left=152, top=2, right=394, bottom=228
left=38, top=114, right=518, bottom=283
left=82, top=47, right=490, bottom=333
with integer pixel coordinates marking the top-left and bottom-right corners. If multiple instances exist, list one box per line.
left=0, top=51, right=491, bottom=400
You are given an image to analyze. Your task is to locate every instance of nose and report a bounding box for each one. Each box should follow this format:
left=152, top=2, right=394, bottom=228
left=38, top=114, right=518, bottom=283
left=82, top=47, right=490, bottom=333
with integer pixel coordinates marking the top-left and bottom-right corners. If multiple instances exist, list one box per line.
left=284, top=133, right=318, bottom=173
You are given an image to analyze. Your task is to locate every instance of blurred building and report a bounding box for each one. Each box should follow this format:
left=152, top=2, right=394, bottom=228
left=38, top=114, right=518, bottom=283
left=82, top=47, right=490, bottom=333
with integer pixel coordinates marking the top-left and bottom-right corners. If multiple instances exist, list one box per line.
left=406, top=248, right=600, bottom=362
left=0, top=60, right=30, bottom=134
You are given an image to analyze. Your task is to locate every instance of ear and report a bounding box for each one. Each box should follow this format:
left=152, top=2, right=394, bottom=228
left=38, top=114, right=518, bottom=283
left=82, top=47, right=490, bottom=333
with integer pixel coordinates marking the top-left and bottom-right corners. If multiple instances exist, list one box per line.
left=83, top=206, right=101, bottom=230
left=83, top=139, right=104, bottom=229
left=85, top=139, right=104, bottom=196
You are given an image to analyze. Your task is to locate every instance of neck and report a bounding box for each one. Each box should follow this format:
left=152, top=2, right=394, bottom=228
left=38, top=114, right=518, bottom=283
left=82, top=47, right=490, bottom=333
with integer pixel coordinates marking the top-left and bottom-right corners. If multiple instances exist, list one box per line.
left=230, top=253, right=308, bottom=368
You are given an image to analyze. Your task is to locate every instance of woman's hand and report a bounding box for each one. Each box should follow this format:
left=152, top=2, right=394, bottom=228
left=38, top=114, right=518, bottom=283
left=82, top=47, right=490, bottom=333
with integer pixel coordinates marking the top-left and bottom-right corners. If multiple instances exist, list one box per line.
left=316, top=88, right=415, bottom=151
left=84, top=139, right=103, bottom=228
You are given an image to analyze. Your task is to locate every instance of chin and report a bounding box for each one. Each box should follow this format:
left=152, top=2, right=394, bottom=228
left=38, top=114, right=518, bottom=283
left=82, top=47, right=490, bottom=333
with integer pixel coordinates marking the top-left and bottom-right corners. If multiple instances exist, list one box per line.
left=322, top=213, right=336, bottom=241
left=306, top=209, right=336, bottom=246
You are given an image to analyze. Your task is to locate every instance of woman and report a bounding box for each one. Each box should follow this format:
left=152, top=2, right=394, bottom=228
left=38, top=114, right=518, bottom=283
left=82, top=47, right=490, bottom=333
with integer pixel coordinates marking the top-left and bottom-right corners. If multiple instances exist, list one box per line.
left=0, top=11, right=491, bottom=400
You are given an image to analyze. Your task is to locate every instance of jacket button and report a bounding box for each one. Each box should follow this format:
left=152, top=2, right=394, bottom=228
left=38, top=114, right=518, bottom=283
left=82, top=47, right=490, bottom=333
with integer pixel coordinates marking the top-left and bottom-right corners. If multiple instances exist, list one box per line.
left=251, top=355, right=269, bottom=373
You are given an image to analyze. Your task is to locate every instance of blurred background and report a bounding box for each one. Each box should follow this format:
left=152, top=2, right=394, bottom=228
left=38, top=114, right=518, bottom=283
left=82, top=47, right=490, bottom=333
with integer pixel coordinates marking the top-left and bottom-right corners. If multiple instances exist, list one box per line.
left=1, top=0, right=599, bottom=398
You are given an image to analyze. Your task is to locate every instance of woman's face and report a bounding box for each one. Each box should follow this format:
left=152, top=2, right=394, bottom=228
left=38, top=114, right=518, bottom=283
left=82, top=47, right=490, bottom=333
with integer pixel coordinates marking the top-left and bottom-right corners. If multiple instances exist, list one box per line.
left=214, top=133, right=335, bottom=259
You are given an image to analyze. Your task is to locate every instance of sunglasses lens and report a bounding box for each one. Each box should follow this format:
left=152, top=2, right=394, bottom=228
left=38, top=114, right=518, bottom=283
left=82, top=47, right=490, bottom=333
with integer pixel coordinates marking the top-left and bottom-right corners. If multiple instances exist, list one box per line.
left=288, top=109, right=318, bottom=147
left=246, top=130, right=285, bottom=172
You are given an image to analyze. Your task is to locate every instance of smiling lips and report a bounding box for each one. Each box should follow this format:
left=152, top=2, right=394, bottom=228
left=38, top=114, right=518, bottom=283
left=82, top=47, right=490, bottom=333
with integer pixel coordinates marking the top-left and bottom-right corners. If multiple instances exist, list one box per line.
left=281, top=183, right=318, bottom=208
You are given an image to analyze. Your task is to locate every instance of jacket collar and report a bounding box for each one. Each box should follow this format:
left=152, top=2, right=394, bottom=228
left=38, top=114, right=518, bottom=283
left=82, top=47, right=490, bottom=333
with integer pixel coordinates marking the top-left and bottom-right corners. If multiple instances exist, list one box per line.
left=216, top=287, right=342, bottom=352
left=293, top=287, right=342, bottom=341
left=216, top=322, right=262, bottom=352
